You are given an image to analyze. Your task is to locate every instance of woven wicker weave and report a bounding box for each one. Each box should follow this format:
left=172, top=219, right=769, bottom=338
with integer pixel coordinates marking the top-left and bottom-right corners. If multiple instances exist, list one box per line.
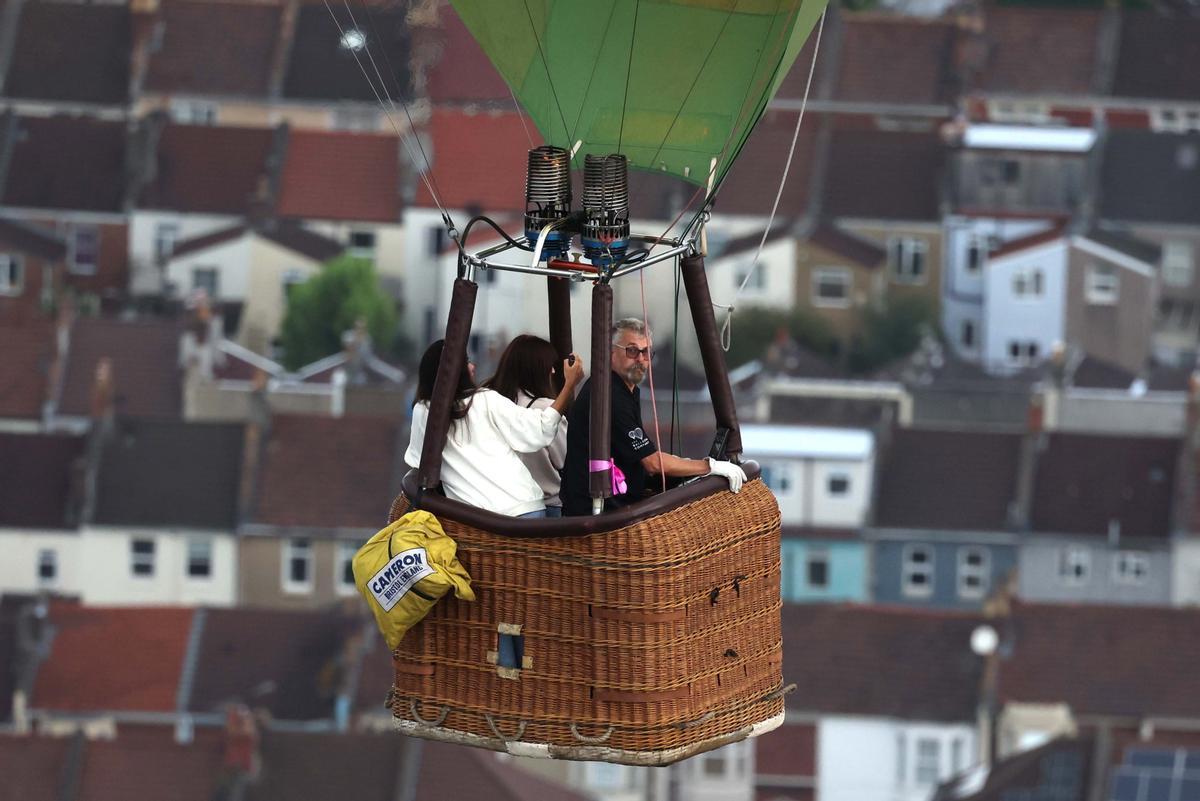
left=383, top=477, right=785, bottom=765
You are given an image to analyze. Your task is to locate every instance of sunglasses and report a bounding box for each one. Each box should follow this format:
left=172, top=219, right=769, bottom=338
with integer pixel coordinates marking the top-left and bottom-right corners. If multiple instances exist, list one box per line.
left=614, top=344, right=650, bottom=359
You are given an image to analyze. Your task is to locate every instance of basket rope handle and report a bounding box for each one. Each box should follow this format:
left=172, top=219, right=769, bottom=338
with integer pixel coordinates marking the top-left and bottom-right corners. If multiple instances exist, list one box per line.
left=409, top=699, right=450, bottom=727
left=485, top=714, right=528, bottom=741
left=569, top=722, right=615, bottom=744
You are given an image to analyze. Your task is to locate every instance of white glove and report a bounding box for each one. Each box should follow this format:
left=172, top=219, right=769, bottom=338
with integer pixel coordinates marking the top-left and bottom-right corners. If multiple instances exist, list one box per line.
left=707, top=458, right=747, bottom=493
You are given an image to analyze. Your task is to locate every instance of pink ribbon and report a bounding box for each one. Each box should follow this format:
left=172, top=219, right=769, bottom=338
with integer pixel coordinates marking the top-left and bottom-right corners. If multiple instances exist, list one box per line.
left=588, top=459, right=628, bottom=496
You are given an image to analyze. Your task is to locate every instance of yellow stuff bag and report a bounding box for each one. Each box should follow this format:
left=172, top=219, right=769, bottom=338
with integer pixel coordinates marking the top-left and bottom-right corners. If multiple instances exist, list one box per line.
left=353, top=510, right=475, bottom=649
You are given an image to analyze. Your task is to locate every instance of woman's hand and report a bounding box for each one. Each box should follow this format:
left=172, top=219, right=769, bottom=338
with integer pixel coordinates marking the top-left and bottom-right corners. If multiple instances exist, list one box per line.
left=562, top=354, right=585, bottom=387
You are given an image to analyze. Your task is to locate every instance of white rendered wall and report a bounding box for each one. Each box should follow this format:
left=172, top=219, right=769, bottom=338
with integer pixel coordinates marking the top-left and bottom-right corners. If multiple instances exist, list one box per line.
left=77, top=527, right=237, bottom=606
left=983, top=241, right=1068, bottom=373
left=0, top=529, right=81, bottom=596
left=129, top=211, right=239, bottom=295
left=165, top=237, right=252, bottom=302
left=760, top=456, right=874, bottom=529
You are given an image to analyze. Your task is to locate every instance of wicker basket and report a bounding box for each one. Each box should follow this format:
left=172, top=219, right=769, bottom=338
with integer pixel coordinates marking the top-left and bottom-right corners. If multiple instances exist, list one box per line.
left=383, top=476, right=785, bottom=766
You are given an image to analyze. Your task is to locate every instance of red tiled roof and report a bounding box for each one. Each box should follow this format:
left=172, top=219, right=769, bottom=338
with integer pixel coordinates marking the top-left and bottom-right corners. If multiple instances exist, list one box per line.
left=782, top=604, right=984, bottom=721
left=144, top=0, right=281, bottom=96
left=139, top=124, right=275, bottom=215
left=824, top=127, right=945, bottom=221
left=0, top=319, right=54, bottom=419
left=425, top=4, right=512, bottom=105
left=715, top=109, right=819, bottom=218
left=972, top=8, right=1102, bottom=96
left=989, top=225, right=1067, bottom=259
left=252, top=415, right=401, bottom=529
left=3, top=116, right=127, bottom=213
left=33, top=604, right=193, bottom=712
left=757, top=721, right=816, bottom=777
left=836, top=15, right=957, bottom=106
left=997, top=602, right=1200, bottom=718
left=4, top=0, right=130, bottom=105
left=78, top=725, right=225, bottom=801
left=414, top=108, right=536, bottom=213
left=57, top=317, right=183, bottom=420
left=277, top=130, right=401, bottom=223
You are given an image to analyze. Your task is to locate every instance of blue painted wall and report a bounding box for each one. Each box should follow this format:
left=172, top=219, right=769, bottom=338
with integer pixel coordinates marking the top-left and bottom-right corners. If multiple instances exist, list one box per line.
left=781, top=538, right=869, bottom=603
left=872, top=538, right=1018, bottom=610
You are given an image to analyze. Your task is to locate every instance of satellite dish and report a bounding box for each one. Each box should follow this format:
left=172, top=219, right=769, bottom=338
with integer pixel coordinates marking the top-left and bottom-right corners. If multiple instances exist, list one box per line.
left=971, top=624, right=999, bottom=656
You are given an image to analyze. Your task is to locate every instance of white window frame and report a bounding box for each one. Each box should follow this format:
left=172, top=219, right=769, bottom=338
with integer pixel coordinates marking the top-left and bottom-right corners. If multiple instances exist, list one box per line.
left=192, top=266, right=220, bottom=299
left=760, top=462, right=793, bottom=495
left=0, top=254, right=24, bottom=295
left=37, top=548, right=57, bottom=585
left=1112, top=550, right=1150, bottom=586
left=1058, top=545, right=1091, bottom=587
left=186, top=538, right=213, bottom=579
left=154, top=222, right=179, bottom=263
left=734, top=260, right=766, bottom=293
left=1007, top=339, right=1040, bottom=367
left=282, top=538, right=314, bottom=594
left=806, top=548, right=830, bottom=590
left=827, top=472, right=851, bottom=497
left=988, top=99, right=1051, bottom=125
left=902, top=544, right=934, bottom=598
left=812, top=267, right=851, bottom=308
left=332, top=105, right=382, bottom=132
left=336, top=540, right=358, bottom=596
left=170, top=99, right=218, bottom=125
left=68, top=225, right=99, bottom=276
left=1163, top=241, right=1194, bottom=288
left=1151, top=106, right=1200, bottom=134
left=131, top=538, right=156, bottom=578
left=915, top=737, right=942, bottom=785
left=348, top=228, right=377, bottom=258
left=1011, top=268, right=1044, bottom=299
left=889, top=237, right=928, bottom=284
left=696, top=741, right=749, bottom=781
left=581, top=762, right=633, bottom=791
left=1085, top=262, right=1118, bottom=305
left=957, top=546, right=990, bottom=600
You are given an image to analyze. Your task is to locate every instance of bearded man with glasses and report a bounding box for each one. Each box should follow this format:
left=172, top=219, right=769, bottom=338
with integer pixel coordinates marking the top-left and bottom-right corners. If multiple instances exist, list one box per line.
left=561, top=318, right=747, bottom=516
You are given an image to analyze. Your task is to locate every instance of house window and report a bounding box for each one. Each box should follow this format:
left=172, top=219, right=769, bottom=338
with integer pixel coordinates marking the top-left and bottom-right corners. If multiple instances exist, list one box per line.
left=1164, top=241, right=1194, bottom=288
left=192, top=267, right=220, bottom=299
left=981, top=157, right=1022, bottom=187
left=283, top=538, right=313, bottom=593
left=957, top=547, right=990, bottom=600
left=69, top=225, right=99, bottom=275
left=170, top=100, right=218, bottom=125
left=336, top=540, right=358, bottom=595
left=332, top=106, right=381, bottom=132
left=131, top=538, right=156, bottom=577
left=1112, top=551, right=1149, bottom=585
left=1151, top=107, right=1200, bottom=134
left=827, top=473, right=851, bottom=496
left=37, top=549, right=57, bottom=584
left=965, top=237, right=985, bottom=275
left=915, top=737, right=941, bottom=785
left=348, top=229, right=376, bottom=257
left=582, top=762, right=632, bottom=791
left=902, top=544, right=934, bottom=598
left=154, top=222, right=179, bottom=263
left=1086, top=262, right=1118, bottom=304
left=1007, top=340, right=1040, bottom=366
left=428, top=226, right=446, bottom=257
left=734, top=261, right=765, bottom=292
left=187, top=539, right=212, bottom=578
left=1011, top=268, right=1044, bottom=298
left=812, top=268, right=851, bottom=307
left=282, top=268, right=306, bottom=301
left=961, top=319, right=976, bottom=349
left=698, top=741, right=748, bottom=780
left=761, top=463, right=792, bottom=494
left=806, top=549, right=830, bottom=590
left=889, top=238, right=928, bottom=283
left=1058, top=545, right=1090, bottom=586
left=0, top=254, right=23, bottom=295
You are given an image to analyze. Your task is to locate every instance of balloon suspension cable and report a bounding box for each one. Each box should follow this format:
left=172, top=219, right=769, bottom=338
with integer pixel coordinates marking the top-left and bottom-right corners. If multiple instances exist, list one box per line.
left=640, top=257, right=669, bottom=494
left=324, top=0, right=456, bottom=236
left=715, top=7, right=826, bottom=352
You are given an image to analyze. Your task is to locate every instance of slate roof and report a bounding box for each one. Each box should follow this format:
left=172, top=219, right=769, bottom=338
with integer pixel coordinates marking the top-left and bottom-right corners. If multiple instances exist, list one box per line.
left=996, top=602, right=1200, bottom=718
left=715, top=109, right=819, bottom=218
left=93, top=420, right=244, bottom=529
left=283, top=4, right=411, bottom=102
left=3, top=0, right=130, bottom=104
left=823, top=128, right=944, bottom=221
left=1082, top=229, right=1161, bottom=267
left=413, top=108, right=533, bottom=213
left=1112, top=11, right=1200, bottom=102
left=251, top=415, right=401, bottom=529
left=874, top=428, right=1022, bottom=531
left=0, top=216, right=67, bottom=260
left=970, top=7, right=1103, bottom=96
left=0, top=735, right=71, bottom=801
left=144, top=0, right=281, bottom=97
left=2, top=115, right=127, bottom=213
left=782, top=604, right=984, bottom=722
left=277, top=130, right=401, bottom=222
left=57, top=317, right=183, bottom=420
left=808, top=222, right=887, bottom=267
left=139, top=124, right=275, bottom=215
left=424, top=3, right=512, bottom=105
left=935, top=736, right=1095, bottom=801
left=1099, top=131, right=1200, bottom=226
left=0, top=433, right=84, bottom=529
left=32, top=602, right=193, bottom=712
left=188, top=608, right=361, bottom=721
left=1030, top=433, right=1178, bottom=539
left=0, top=319, right=54, bottom=419
left=835, top=15, right=958, bottom=107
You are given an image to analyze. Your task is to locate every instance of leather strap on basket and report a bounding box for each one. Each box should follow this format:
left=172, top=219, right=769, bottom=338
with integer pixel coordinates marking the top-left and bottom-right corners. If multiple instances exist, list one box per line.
left=418, top=277, right=478, bottom=493
left=547, top=276, right=573, bottom=363
left=680, top=252, right=742, bottom=459
left=589, top=282, right=614, bottom=501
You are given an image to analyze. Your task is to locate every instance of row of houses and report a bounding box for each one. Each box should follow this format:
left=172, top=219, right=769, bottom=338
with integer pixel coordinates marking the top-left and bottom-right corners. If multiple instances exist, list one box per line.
left=1, top=596, right=1196, bottom=801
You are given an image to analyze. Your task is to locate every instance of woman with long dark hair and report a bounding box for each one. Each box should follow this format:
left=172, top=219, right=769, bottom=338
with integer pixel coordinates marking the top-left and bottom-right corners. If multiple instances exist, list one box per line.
left=405, top=339, right=584, bottom=517
left=484, top=335, right=568, bottom=516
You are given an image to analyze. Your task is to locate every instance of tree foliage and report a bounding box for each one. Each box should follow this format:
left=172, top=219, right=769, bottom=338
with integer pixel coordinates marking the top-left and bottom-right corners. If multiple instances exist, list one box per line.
left=279, top=256, right=398, bottom=371
left=724, top=305, right=837, bottom=370
left=848, top=296, right=937, bottom=374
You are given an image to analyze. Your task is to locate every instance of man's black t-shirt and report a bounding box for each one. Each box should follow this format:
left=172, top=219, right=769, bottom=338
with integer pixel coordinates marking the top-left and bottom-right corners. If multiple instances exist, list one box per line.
left=561, top=371, right=658, bottom=516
